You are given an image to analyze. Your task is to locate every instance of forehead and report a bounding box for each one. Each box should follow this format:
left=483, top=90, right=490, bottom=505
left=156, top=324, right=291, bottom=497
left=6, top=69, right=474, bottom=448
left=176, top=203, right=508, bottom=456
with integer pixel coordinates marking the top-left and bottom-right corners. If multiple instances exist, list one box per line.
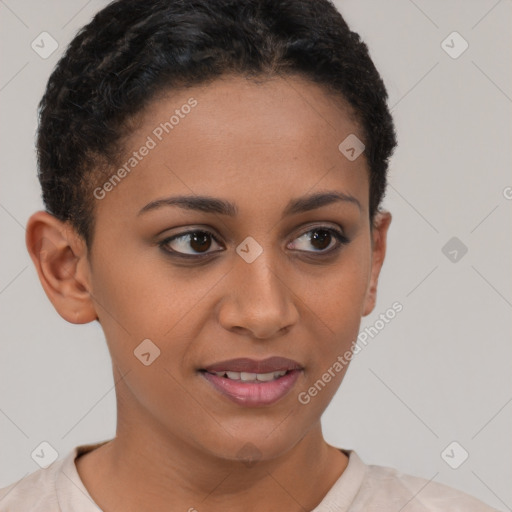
left=93, top=74, right=369, bottom=220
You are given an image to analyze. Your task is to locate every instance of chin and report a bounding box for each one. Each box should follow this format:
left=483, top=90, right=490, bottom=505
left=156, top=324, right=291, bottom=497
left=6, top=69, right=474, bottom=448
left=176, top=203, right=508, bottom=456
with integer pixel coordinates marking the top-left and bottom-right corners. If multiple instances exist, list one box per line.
left=197, top=424, right=305, bottom=465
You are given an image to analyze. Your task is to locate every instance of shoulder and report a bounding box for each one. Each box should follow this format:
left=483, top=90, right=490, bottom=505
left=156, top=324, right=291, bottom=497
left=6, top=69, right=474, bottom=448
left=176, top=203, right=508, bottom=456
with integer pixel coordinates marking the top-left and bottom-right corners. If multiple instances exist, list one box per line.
left=0, top=441, right=109, bottom=512
left=0, top=456, right=64, bottom=511
left=354, top=454, right=500, bottom=511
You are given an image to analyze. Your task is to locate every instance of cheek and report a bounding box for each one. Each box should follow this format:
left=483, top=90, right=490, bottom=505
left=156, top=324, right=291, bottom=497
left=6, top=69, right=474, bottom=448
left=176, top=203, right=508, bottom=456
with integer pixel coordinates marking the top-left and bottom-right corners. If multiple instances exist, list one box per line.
left=296, top=242, right=372, bottom=402
left=294, top=251, right=371, bottom=412
left=89, top=244, right=215, bottom=365
left=88, top=245, right=166, bottom=348
left=91, top=242, right=171, bottom=319
left=299, top=241, right=372, bottom=332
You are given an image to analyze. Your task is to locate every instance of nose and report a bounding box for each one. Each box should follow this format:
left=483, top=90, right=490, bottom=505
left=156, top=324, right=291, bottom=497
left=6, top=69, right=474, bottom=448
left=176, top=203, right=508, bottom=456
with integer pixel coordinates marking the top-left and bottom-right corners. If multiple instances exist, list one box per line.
left=217, top=249, right=299, bottom=339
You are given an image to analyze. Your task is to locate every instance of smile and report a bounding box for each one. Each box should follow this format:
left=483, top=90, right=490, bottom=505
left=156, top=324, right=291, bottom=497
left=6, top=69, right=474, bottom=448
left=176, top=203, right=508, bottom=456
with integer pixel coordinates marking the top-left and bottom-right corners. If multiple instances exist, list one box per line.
left=208, top=370, right=288, bottom=382
left=199, top=357, right=303, bottom=407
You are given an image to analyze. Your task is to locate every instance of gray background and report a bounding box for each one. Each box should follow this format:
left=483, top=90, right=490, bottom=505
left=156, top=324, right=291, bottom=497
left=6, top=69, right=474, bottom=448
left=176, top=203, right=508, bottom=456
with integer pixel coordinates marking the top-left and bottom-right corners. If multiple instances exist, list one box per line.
left=0, top=0, right=511, bottom=509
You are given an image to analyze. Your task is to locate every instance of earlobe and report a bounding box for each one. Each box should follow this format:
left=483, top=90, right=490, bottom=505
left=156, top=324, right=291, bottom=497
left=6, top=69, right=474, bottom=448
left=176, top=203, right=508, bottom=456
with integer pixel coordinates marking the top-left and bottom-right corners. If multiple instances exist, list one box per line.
left=362, top=210, right=392, bottom=317
left=25, top=211, right=98, bottom=324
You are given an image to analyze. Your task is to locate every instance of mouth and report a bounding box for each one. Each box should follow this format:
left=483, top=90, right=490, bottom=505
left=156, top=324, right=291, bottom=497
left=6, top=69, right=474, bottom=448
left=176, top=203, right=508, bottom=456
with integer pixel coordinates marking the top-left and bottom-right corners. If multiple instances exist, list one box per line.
left=203, top=369, right=291, bottom=382
left=199, top=357, right=303, bottom=407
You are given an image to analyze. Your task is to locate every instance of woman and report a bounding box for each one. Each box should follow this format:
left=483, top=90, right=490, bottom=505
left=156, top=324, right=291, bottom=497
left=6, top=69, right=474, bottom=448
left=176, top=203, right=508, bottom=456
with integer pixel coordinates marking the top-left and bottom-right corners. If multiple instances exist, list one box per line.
left=0, top=0, right=499, bottom=510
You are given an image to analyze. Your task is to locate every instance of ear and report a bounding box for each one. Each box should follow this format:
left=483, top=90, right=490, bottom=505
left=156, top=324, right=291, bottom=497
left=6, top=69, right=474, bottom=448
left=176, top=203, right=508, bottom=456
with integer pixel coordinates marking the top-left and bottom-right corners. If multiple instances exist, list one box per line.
left=362, top=210, right=392, bottom=317
left=25, top=210, right=98, bottom=324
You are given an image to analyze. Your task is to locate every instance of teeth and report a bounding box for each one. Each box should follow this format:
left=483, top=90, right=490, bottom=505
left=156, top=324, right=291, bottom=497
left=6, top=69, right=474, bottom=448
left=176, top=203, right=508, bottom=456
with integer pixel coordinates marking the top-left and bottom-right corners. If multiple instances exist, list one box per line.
left=212, top=370, right=288, bottom=382
left=256, top=372, right=276, bottom=382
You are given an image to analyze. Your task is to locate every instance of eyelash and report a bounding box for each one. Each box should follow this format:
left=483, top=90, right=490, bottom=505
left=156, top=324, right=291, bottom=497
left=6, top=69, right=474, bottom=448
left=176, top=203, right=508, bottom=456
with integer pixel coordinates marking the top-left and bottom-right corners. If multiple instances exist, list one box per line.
left=158, top=226, right=350, bottom=260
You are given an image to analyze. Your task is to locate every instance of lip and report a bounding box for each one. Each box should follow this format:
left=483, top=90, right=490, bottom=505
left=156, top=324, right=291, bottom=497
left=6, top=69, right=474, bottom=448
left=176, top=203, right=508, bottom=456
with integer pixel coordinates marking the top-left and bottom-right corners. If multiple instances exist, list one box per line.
left=202, top=356, right=302, bottom=374
left=201, top=369, right=302, bottom=407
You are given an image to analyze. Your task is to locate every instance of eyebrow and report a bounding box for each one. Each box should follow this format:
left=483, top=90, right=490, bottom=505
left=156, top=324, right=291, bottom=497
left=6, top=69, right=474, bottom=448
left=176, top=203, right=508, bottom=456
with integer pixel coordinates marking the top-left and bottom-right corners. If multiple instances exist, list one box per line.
left=137, top=190, right=362, bottom=218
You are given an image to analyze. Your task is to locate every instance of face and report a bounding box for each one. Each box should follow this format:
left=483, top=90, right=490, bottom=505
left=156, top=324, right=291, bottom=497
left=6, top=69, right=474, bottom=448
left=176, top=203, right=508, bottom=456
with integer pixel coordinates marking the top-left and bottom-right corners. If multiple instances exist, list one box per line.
left=30, top=74, right=390, bottom=463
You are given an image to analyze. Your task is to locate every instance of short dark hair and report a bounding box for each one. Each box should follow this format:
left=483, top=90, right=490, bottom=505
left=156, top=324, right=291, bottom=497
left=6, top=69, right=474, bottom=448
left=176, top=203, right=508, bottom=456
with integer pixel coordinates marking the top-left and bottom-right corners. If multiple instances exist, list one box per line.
left=37, top=0, right=397, bottom=248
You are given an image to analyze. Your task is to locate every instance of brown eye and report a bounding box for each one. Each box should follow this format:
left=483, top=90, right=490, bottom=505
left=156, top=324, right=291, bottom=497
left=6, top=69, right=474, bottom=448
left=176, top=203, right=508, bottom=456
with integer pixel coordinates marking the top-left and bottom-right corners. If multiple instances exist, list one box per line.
left=289, top=227, right=349, bottom=254
left=309, top=229, right=332, bottom=251
left=188, top=232, right=212, bottom=253
left=160, top=230, right=223, bottom=256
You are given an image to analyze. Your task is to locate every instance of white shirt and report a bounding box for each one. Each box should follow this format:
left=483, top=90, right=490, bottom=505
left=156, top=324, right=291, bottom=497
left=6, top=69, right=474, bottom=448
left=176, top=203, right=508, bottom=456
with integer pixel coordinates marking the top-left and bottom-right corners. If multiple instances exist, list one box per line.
left=0, top=440, right=500, bottom=511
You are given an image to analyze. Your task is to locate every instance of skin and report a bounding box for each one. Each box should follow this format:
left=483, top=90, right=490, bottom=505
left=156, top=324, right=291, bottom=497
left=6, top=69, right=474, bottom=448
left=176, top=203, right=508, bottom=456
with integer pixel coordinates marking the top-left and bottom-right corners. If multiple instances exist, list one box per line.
left=26, top=74, right=391, bottom=512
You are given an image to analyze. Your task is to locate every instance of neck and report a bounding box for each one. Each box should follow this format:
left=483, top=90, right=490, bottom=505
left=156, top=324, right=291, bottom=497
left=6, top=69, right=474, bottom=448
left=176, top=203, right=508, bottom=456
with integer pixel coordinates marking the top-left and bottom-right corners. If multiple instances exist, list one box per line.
left=76, top=420, right=348, bottom=512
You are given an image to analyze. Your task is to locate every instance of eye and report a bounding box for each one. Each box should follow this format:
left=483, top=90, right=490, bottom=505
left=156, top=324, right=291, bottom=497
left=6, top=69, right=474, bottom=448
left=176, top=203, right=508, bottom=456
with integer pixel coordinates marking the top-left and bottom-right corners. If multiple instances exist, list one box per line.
left=159, top=230, right=224, bottom=257
left=159, top=225, right=349, bottom=260
left=288, top=226, right=349, bottom=254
